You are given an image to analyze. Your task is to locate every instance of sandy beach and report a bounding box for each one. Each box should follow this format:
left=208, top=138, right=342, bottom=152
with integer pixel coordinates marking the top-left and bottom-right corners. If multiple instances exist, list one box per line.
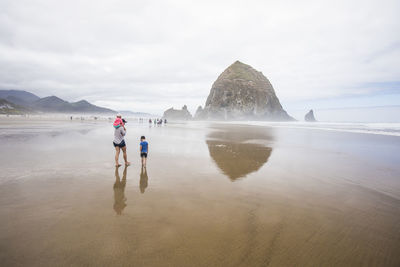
left=0, top=117, right=399, bottom=266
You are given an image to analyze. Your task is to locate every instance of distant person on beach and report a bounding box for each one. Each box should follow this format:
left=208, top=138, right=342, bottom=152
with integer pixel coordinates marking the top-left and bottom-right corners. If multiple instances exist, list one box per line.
left=140, top=136, right=148, bottom=167
left=113, top=114, right=130, bottom=167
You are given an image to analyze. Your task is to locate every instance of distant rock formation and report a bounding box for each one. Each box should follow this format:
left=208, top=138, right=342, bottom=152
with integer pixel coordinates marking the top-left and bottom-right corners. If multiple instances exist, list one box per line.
left=195, top=61, right=294, bottom=121
left=194, top=105, right=206, bottom=120
left=305, top=109, right=317, bottom=122
left=163, top=105, right=192, bottom=120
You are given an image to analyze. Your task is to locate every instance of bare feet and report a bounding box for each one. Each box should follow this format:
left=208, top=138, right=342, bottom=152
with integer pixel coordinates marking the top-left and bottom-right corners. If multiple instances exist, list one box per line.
left=125, top=162, right=131, bottom=166
left=116, top=163, right=122, bottom=167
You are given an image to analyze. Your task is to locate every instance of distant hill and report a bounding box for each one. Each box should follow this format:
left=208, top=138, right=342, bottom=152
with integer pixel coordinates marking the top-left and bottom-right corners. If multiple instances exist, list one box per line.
left=0, top=89, right=116, bottom=114
left=0, top=98, right=33, bottom=114
left=31, top=96, right=71, bottom=112
left=31, top=96, right=115, bottom=114
left=0, top=90, right=40, bottom=106
left=71, top=100, right=115, bottom=113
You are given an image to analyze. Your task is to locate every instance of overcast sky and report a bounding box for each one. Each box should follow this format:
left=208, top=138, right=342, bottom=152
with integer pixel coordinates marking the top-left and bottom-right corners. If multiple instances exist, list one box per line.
left=0, top=0, right=399, bottom=115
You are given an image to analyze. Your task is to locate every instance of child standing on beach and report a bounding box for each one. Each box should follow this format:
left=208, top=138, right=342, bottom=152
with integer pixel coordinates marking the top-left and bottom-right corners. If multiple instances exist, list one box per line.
left=140, top=136, right=148, bottom=167
left=113, top=114, right=124, bottom=129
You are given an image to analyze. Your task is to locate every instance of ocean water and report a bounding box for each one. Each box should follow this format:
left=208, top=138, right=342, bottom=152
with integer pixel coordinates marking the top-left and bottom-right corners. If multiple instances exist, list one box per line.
left=239, top=121, right=400, bottom=137
left=287, top=105, right=400, bottom=123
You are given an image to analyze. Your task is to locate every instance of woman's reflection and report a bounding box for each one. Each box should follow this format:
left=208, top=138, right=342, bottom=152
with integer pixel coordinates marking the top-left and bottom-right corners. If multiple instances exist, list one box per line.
left=140, top=166, right=148, bottom=193
left=113, top=166, right=127, bottom=215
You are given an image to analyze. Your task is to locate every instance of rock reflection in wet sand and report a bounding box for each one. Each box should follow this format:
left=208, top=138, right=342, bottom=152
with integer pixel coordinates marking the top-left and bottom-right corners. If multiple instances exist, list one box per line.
left=206, top=124, right=273, bottom=180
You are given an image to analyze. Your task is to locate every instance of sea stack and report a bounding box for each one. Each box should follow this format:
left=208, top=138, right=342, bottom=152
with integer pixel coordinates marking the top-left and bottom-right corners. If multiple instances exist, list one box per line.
left=305, top=109, right=317, bottom=122
left=163, top=105, right=192, bottom=121
left=195, top=61, right=294, bottom=121
left=194, top=105, right=206, bottom=120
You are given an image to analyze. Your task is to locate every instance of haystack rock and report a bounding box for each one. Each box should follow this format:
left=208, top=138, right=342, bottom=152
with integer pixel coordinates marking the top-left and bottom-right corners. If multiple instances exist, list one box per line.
left=163, top=105, right=192, bottom=121
left=195, top=61, right=294, bottom=121
left=305, top=109, right=317, bottom=122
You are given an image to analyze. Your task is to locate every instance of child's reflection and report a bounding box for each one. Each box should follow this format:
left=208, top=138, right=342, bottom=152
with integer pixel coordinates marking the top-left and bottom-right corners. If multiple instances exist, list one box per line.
left=140, top=166, right=148, bottom=194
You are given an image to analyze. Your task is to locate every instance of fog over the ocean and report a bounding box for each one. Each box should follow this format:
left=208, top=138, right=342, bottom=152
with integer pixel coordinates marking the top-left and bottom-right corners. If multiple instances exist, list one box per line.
left=0, top=0, right=399, bottom=119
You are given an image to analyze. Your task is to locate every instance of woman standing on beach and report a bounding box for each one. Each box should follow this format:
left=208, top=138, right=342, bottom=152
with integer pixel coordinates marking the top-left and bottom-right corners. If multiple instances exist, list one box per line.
left=113, top=114, right=130, bottom=167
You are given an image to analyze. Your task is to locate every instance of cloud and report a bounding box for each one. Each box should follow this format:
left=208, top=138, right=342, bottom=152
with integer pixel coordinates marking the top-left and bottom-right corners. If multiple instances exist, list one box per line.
left=0, top=0, right=399, bottom=114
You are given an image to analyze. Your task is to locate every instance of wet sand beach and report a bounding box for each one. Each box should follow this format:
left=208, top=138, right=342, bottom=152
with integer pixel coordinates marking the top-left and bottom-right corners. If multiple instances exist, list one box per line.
left=0, top=118, right=399, bottom=266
